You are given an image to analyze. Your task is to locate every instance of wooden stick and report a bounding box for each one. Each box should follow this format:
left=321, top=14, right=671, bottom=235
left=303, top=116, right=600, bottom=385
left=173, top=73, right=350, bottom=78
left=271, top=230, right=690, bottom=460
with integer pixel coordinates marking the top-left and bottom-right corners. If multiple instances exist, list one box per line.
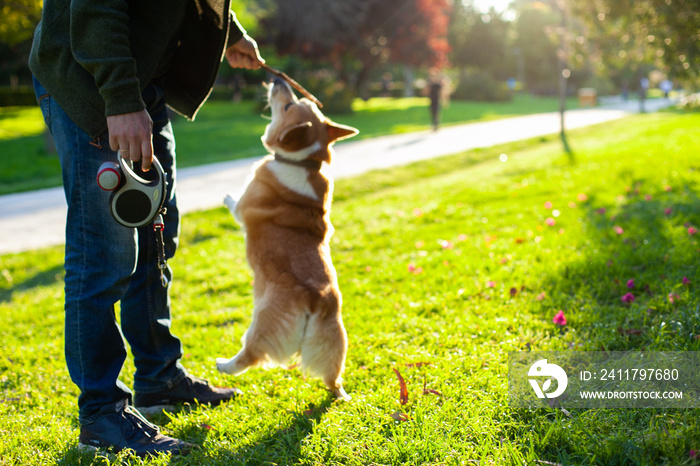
left=260, top=63, right=324, bottom=108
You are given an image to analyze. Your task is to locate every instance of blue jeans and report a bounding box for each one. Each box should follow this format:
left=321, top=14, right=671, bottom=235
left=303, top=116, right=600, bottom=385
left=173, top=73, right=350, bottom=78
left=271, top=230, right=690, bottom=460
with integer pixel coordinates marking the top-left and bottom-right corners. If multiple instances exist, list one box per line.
left=33, top=77, right=187, bottom=424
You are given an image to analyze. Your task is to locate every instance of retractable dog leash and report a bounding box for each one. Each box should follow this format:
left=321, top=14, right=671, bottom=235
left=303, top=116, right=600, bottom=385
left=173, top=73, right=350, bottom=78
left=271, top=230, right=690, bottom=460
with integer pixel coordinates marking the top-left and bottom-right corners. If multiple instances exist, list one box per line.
left=97, top=156, right=169, bottom=287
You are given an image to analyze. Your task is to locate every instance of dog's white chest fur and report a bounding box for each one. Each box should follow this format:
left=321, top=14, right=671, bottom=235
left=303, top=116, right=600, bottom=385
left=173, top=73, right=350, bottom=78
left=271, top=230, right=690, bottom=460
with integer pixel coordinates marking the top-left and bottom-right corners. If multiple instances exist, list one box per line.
left=267, top=160, right=319, bottom=200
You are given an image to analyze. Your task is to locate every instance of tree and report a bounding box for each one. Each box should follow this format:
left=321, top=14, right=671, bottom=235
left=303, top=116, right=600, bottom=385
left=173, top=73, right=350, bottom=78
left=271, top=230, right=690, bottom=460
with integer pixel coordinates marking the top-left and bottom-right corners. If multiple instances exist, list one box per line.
left=511, top=2, right=561, bottom=94
left=569, top=0, right=700, bottom=86
left=449, top=2, right=510, bottom=78
left=259, top=0, right=452, bottom=105
left=0, top=0, right=42, bottom=46
left=0, top=0, right=42, bottom=86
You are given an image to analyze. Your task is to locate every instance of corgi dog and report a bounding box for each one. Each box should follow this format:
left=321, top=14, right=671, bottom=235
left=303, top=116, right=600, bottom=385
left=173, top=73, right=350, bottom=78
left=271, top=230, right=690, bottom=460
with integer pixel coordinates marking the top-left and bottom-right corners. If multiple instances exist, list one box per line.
left=216, top=78, right=358, bottom=400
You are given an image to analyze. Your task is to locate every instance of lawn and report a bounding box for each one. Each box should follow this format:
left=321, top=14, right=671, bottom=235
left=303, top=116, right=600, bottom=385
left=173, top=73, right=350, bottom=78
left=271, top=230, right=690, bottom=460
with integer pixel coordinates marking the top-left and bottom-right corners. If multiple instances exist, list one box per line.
left=0, top=94, right=575, bottom=195
left=1, top=110, right=699, bottom=465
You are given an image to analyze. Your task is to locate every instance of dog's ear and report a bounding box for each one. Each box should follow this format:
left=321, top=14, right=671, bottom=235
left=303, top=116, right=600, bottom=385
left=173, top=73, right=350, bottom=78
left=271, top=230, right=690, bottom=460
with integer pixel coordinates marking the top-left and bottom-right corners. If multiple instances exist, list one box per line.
left=326, top=121, right=359, bottom=143
left=279, top=121, right=313, bottom=149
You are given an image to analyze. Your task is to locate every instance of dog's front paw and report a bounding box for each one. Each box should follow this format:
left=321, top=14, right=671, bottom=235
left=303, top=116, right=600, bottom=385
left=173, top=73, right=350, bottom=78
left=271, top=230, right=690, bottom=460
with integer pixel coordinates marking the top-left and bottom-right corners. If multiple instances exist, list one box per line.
left=223, top=193, right=237, bottom=214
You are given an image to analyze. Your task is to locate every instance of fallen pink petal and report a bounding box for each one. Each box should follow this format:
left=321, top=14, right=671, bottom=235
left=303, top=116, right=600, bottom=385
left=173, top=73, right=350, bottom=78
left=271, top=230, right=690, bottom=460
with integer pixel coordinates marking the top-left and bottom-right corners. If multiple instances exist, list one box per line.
left=664, top=207, right=673, bottom=216
left=544, top=201, right=553, bottom=209
left=577, top=193, right=588, bottom=202
left=688, top=226, right=698, bottom=236
left=644, top=194, right=653, bottom=201
left=552, top=310, right=567, bottom=326
left=621, top=292, right=635, bottom=304
left=614, top=226, right=624, bottom=235
left=536, top=292, right=546, bottom=301
left=486, top=281, right=496, bottom=288
left=545, top=218, right=556, bottom=226
left=596, top=207, right=606, bottom=214
left=668, top=292, right=680, bottom=304
left=627, top=279, right=635, bottom=289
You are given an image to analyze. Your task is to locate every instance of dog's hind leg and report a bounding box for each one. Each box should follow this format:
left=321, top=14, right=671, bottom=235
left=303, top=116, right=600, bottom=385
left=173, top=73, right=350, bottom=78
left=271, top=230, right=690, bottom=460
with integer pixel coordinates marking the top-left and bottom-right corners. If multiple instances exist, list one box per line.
left=217, top=295, right=306, bottom=375
left=216, top=336, right=263, bottom=376
left=301, top=308, right=350, bottom=401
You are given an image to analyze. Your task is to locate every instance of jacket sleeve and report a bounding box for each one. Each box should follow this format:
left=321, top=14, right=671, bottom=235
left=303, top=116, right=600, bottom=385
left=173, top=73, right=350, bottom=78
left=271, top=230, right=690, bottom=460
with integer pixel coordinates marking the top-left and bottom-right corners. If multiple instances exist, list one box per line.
left=226, top=10, right=247, bottom=48
left=69, top=0, right=145, bottom=117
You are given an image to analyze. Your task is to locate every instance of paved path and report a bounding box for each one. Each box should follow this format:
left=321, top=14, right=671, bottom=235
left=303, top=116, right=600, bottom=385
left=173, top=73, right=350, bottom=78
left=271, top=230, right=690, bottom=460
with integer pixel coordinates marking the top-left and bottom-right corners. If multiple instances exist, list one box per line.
left=0, top=98, right=673, bottom=254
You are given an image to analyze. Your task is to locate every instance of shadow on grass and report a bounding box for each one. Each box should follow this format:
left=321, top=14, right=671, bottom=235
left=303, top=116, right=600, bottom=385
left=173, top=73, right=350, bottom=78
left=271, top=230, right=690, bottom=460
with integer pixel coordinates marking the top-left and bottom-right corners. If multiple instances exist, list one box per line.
left=0, top=263, right=64, bottom=303
left=508, top=180, right=700, bottom=464
left=213, top=397, right=334, bottom=464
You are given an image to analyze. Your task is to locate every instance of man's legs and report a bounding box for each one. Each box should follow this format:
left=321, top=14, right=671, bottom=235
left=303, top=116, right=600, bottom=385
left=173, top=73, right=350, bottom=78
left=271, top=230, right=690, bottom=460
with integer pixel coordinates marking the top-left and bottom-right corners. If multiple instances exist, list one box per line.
left=35, top=77, right=138, bottom=423
left=33, top=78, right=186, bottom=423
left=119, top=84, right=188, bottom=396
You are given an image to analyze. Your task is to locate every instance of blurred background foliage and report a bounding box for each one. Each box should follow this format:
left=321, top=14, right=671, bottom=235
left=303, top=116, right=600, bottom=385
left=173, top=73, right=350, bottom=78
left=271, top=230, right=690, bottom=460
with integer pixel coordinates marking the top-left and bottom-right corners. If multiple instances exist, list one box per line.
left=0, top=0, right=698, bottom=112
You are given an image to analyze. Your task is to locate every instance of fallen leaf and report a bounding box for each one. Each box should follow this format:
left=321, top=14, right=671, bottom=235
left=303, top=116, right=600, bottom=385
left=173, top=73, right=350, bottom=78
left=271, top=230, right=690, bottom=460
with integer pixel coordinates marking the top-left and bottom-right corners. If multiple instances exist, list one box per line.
left=393, top=368, right=409, bottom=405
left=405, top=362, right=432, bottom=368
left=391, top=412, right=410, bottom=422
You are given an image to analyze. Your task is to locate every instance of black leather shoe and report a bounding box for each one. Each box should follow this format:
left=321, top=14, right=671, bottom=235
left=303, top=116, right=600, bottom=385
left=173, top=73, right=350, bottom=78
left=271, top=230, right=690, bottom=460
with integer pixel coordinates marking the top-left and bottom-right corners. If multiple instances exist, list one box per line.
left=134, top=374, right=242, bottom=414
left=78, top=400, right=192, bottom=457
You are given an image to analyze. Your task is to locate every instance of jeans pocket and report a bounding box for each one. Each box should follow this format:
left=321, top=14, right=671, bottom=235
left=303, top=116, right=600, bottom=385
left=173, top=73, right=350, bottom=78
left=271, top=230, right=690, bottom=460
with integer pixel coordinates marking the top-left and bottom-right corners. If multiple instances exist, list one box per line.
left=32, top=76, right=52, bottom=127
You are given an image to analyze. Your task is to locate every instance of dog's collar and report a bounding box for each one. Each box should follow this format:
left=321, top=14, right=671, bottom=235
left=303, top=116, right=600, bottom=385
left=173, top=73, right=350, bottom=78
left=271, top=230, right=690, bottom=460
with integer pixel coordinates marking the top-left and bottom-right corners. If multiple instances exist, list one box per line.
left=273, top=153, right=323, bottom=171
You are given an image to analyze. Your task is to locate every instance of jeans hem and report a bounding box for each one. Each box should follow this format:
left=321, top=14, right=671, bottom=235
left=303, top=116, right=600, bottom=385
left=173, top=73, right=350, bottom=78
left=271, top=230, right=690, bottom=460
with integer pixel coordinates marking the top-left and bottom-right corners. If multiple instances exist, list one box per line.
left=133, top=369, right=188, bottom=395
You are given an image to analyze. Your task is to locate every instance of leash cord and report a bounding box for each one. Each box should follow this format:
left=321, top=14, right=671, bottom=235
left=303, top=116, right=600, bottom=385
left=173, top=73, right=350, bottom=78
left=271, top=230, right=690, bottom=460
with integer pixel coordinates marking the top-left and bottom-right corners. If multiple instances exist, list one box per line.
left=153, top=212, right=168, bottom=287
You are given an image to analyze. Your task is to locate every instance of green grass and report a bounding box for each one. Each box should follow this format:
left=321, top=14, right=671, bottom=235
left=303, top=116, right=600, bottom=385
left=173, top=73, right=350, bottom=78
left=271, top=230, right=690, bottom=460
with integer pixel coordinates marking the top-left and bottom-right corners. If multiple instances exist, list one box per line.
left=1, top=111, right=699, bottom=465
left=0, top=94, right=574, bottom=195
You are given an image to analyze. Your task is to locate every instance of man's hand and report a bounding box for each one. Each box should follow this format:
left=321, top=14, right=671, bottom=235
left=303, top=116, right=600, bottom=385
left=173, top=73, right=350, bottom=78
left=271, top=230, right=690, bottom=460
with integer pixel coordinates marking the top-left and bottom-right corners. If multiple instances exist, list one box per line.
left=107, top=109, right=154, bottom=171
left=226, top=34, right=264, bottom=70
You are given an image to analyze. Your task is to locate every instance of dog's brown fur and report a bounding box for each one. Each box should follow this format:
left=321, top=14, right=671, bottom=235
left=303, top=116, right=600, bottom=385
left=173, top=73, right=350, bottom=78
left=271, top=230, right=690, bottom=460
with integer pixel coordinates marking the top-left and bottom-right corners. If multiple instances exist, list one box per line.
left=216, top=79, right=358, bottom=400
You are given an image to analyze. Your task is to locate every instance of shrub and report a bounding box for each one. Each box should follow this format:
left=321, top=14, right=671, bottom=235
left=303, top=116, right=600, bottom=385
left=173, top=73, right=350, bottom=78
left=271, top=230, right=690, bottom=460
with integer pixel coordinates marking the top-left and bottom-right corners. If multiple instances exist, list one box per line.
left=676, top=93, right=700, bottom=112
left=0, top=86, right=37, bottom=107
left=451, top=70, right=512, bottom=102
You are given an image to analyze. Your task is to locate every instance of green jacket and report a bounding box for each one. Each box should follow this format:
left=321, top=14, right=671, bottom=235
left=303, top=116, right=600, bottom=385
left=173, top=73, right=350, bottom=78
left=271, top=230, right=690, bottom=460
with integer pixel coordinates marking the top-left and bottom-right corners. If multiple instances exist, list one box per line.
left=30, top=0, right=245, bottom=139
